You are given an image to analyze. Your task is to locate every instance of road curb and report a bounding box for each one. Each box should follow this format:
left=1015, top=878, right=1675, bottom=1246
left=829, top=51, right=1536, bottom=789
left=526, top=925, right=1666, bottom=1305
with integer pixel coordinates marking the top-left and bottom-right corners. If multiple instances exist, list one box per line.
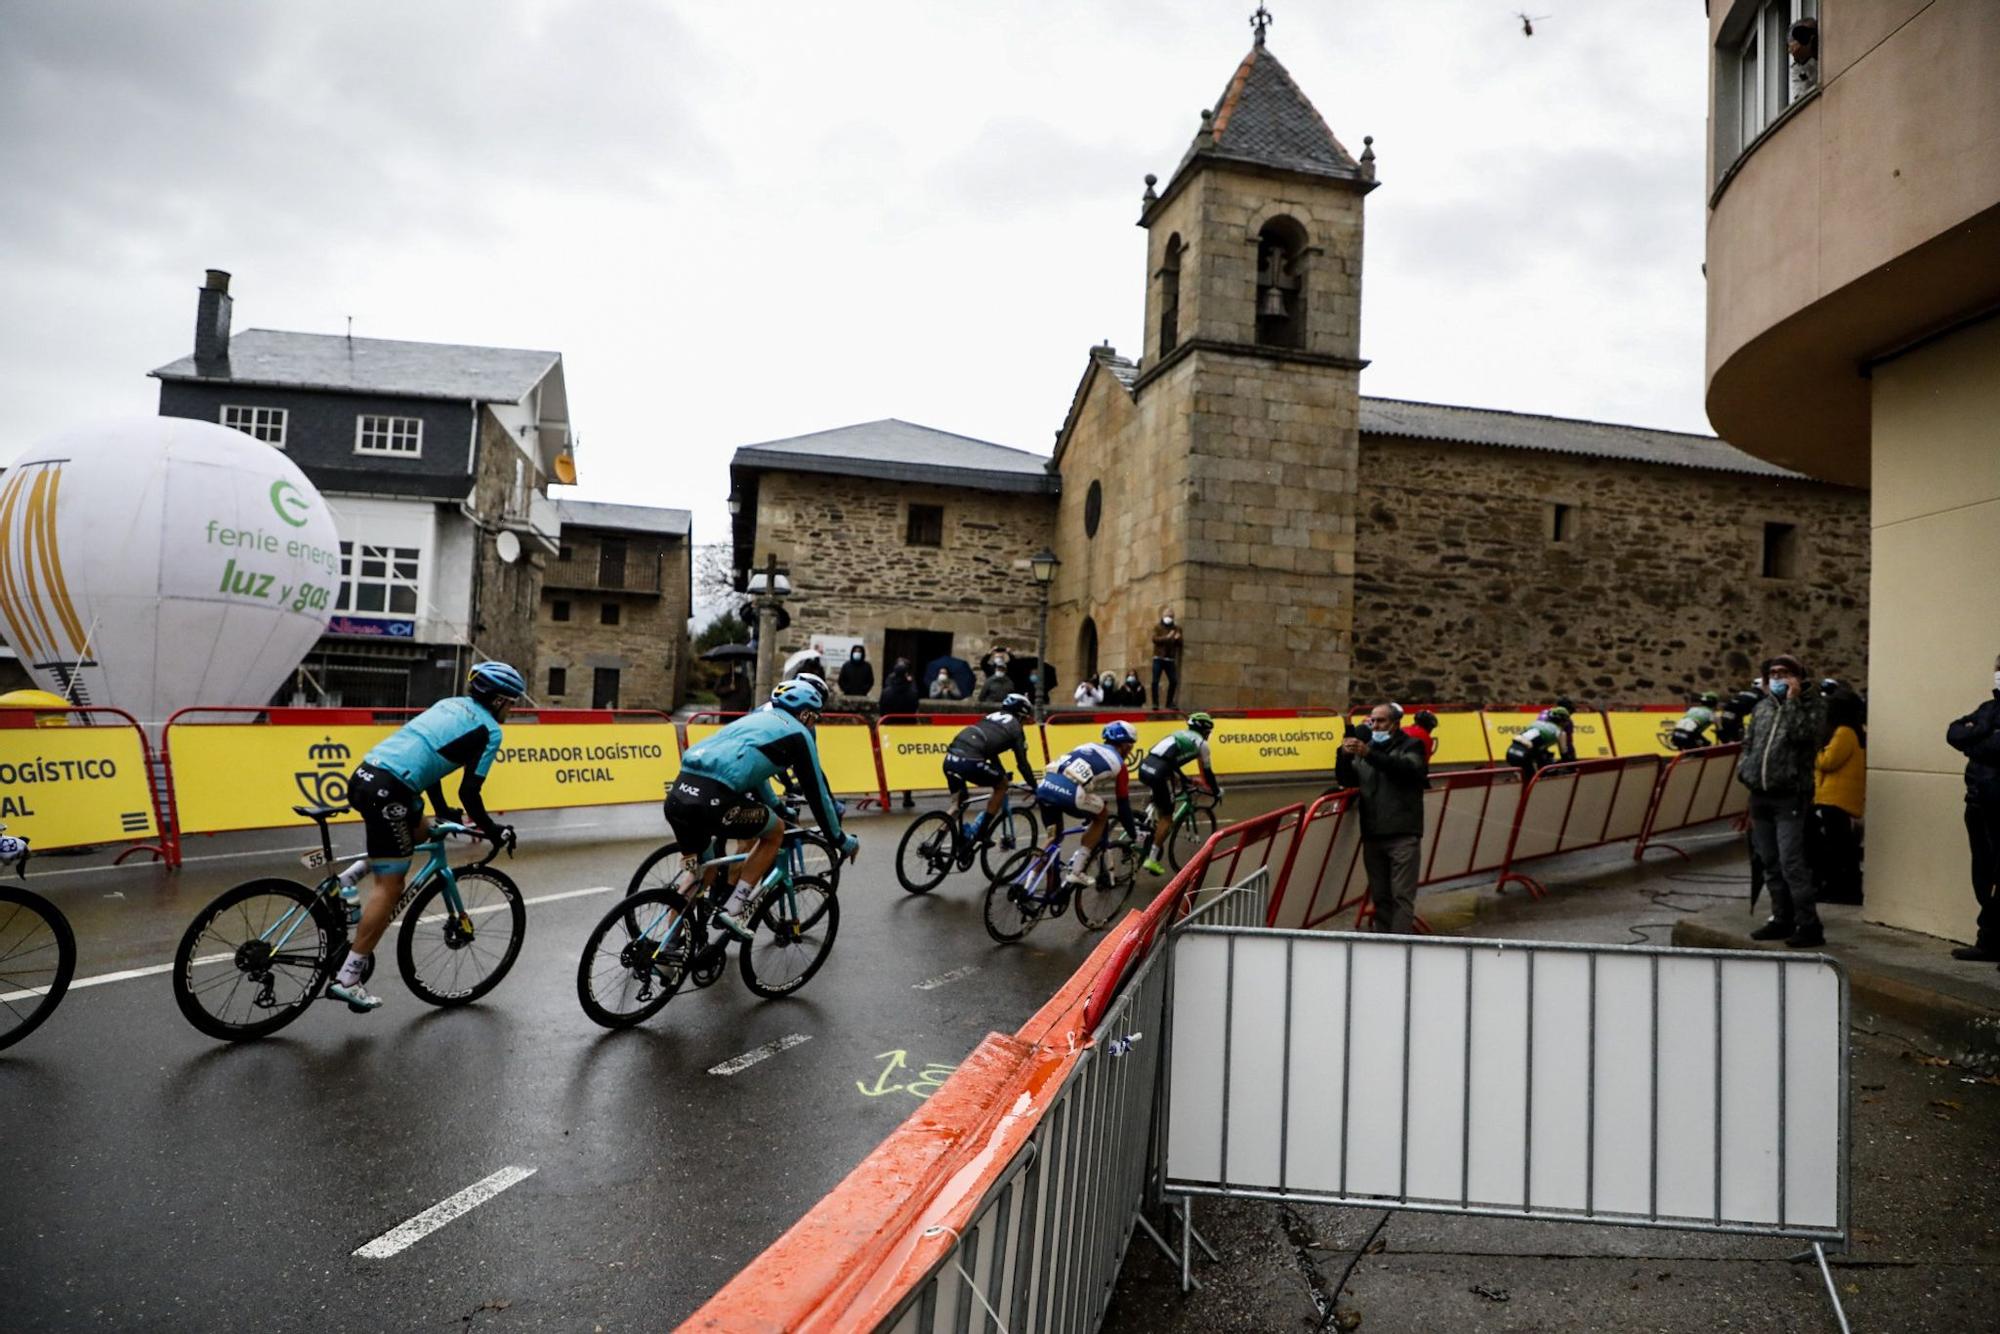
left=1670, top=917, right=2000, bottom=1074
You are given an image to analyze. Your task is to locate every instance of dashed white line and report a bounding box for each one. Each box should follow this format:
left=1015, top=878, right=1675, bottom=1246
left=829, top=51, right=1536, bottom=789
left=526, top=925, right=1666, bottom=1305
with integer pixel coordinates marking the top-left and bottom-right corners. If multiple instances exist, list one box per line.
left=708, top=1033, right=812, bottom=1076
left=353, top=1165, right=538, bottom=1259
left=913, top=963, right=981, bottom=991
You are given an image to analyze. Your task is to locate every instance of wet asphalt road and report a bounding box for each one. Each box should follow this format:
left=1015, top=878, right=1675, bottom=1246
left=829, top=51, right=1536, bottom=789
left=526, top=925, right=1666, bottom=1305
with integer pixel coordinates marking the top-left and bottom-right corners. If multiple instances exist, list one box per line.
left=0, top=786, right=1322, bottom=1332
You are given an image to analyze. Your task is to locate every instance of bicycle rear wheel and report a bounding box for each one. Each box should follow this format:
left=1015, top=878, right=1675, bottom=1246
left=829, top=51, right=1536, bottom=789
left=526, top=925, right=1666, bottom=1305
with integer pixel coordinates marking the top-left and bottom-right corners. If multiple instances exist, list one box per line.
left=978, top=804, right=1042, bottom=881
left=577, top=887, right=689, bottom=1028
left=895, top=811, right=956, bottom=894
left=981, top=848, right=1047, bottom=943
left=1074, top=842, right=1137, bottom=930
left=0, top=886, right=76, bottom=1052
left=173, top=879, right=337, bottom=1041
left=1168, top=805, right=1219, bottom=869
left=624, top=842, right=701, bottom=935
left=397, top=866, right=526, bottom=1007
left=740, top=875, right=838, bottom=998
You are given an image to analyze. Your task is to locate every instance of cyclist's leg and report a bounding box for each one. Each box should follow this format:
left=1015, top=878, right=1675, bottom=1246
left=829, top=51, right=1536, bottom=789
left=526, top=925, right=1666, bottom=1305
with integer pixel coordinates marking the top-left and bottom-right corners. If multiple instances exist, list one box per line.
left=942, top=761, right=969, bottom=822
left=713, top=800, right=781, bottom=936
left=1063, top=795, right=1109, bottom=884
left=334, top=766, right=421, bottom=1005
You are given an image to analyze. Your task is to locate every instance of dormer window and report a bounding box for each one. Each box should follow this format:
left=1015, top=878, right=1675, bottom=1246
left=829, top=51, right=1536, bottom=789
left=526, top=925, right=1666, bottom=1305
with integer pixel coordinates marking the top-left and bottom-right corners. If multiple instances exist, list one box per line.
left=1255, top=216, right=1307, bottom=349
left=1159, top=234, right=1183, bottom=355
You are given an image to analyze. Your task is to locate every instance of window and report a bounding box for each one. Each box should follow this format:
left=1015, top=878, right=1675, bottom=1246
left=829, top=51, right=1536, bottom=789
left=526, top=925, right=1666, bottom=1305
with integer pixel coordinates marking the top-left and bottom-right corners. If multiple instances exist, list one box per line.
left=334, top=543, right=420, bottom=617
left=599, top=536, right=627, bottom=588
left=551, top=599, right=571, bottom=622
left=546, top=667, right=568, bottom=696
left=592, top=667, right=621, bottom=709
left=1084, top=480, right=1103, bottom=538
left=906, top=503, right=944, bottom=547
left=1548, top=502, right=1575, bottom=544
left=1078, top=616, right=1098, bottom=680
left=600, top=601, right=621, bottom=626
left=1761, top=521, right=1800, bottom=579
left=559, top=544, right=574, bottom=562
left=221, top=405, right=287, bottom=447
left=1159, top=234, right=1182, bottom=355
left=1717, top=1, right=1817, bottom=169
left=1254, top=216, right=1308, bottom=349
left=355, top=414, right=423, bottom=456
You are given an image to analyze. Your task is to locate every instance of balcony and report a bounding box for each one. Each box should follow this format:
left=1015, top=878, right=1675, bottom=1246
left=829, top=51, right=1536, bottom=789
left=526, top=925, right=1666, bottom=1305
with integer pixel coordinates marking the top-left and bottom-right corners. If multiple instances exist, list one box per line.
left=544, top=552, right=662, bottom=595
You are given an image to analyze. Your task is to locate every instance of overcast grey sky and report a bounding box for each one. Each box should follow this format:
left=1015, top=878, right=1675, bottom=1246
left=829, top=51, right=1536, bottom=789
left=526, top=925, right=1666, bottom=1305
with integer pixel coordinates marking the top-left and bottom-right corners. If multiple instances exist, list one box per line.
left=1, top=1, right=1711, bottom=540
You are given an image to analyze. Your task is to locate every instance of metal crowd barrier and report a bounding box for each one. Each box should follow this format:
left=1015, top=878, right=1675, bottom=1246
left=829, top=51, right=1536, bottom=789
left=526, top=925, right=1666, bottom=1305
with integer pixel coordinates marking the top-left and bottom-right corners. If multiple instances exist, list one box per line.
left=1494, top=753, right=1661, bottom=897
left=1636, top=742, right=1750, bottom=860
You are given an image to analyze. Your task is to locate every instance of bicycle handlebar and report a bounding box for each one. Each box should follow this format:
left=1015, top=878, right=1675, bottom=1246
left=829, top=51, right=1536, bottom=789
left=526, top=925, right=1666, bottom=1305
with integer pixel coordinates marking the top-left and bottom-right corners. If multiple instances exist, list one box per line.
left=427, top=821, right=514, bottom=866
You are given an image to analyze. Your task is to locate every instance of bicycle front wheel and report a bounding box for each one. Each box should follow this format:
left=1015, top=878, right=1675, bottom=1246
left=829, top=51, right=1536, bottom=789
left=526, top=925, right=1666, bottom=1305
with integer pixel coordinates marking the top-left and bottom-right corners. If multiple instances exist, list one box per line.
left=1168, top=805, right=1219, bottom=869
left=397, top=866, right=526, bottom=1007
left=740, top=875, right=839, bottom=998
left=1075, top=842, right=1137, bottom=930
left=173, top=879, right=337, bottom=1042
left=981, top=848, right=1045, bottom=944
left=895, top=811, right=956, bottom=894
left=577, top=887, right=688, bottom=1029
left=0, top=886, right=76, bottom=1052
left=978, top=805, right=1042, bottom=881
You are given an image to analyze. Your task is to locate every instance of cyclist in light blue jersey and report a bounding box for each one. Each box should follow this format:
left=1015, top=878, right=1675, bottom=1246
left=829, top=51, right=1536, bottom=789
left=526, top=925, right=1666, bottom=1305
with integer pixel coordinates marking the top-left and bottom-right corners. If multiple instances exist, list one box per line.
left=333, top=661, right=524, bottom=1011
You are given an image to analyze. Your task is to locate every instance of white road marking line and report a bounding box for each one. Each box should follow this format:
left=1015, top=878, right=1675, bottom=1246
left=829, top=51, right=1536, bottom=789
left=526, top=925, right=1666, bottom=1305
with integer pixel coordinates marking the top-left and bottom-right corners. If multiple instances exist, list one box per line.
left=708, top=1033, right=812, bottom=1076
left=0, top=887, right=619, bottom=1002
left=913, top=963, right=981, bottom=991
left=353, top=1165, right=538, bottom=1259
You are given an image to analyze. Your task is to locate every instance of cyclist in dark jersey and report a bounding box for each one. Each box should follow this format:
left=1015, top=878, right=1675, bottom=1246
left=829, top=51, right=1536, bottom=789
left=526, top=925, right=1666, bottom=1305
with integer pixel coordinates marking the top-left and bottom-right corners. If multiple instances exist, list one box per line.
left=942, top=693, right=1036, bottom=849
left=1137, top=712, right=1221, bottom=874
left=333, top=661, right=524, bottom=1011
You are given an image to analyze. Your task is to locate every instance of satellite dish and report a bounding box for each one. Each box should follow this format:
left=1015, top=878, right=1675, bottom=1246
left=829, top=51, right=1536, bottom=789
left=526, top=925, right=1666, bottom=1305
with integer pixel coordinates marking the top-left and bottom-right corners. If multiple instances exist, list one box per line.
left=495, top=530, right=522, bottom=564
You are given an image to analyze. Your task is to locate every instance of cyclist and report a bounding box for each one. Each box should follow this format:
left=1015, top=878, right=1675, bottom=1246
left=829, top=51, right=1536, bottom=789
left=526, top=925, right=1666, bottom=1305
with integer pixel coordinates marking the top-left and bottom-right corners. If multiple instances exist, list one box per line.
left=942, top=692, right=1037, bottom=849
left=1505, top=706, right=1569, bottom=779
left=1669, top=693, right=1722, bottom=751
left=666, top=678, right=857, bottom=940
left=1136, top=712, right=1222, bottom=875
left=1539, top=696, right=1579, bottom=763
left=1036, top=720, right=1140, bottom=891
left=334, top=661, right=524, bottom=1012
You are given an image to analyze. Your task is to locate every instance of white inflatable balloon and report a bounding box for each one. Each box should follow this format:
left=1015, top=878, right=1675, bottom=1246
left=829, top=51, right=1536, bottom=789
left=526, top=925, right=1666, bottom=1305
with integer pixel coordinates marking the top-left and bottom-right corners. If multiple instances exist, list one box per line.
left=0, top=416, right=340, bottom=728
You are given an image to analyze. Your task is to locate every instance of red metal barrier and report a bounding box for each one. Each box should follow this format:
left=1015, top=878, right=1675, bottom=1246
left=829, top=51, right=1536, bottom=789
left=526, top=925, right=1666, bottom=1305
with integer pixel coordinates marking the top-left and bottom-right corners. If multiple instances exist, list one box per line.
left=1635, top=742, right=1748, bottom=860
left=1495, top=753, right=1663, bottom=897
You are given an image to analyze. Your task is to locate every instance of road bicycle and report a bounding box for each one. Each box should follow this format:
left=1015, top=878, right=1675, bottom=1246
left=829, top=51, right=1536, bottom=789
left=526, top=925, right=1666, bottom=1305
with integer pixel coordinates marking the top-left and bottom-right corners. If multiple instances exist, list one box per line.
left=0, top=829, right=75, bottom=1053
left=1146, top=784, right=1221, bottom=871
left=980, top=816, right=1137, bottom=943
left=622, top=795, right=842, bottom=931
left=895, top=783, right=1041, bottom=894
left=171, top=803, right=524, bottom=1041
left=579, top=821, right=845, bottom=1028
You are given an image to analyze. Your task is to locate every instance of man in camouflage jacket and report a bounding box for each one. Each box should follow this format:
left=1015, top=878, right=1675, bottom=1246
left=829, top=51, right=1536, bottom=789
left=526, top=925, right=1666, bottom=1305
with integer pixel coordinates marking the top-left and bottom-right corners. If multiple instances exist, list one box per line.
left=1736, top=653, right=1828, bottom=946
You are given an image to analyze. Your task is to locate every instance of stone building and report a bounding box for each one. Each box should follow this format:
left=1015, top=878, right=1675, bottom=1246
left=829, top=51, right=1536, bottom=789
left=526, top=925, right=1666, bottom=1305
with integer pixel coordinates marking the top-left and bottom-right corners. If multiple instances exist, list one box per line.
left=723, top=30, right=1870, bottom=711
left=535, top=500, right=693, bottom=712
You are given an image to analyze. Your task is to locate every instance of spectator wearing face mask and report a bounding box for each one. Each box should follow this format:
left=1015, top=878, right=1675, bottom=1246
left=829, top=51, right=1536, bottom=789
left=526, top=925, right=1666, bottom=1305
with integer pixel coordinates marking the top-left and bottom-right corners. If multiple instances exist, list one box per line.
left=1945, top=652, right=2000, bottom=963
left=1151, top=608, right=1184, bottom=710
left=1335, top=702, right=1430, bottom=933
left=1810, top=682, right=1866, bottom=906
left=1736, top=653, right=1828, bottom=947
left=837, top=644, right=874, bottom=700
left=1111, top=670, right=1146, bottom=708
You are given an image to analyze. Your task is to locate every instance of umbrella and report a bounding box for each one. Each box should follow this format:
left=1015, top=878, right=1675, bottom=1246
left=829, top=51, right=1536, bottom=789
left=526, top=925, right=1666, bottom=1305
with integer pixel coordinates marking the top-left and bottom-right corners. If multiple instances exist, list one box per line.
left=921, top=655, right=975, bottom=698
left=701, top=643, right=756, bottom=662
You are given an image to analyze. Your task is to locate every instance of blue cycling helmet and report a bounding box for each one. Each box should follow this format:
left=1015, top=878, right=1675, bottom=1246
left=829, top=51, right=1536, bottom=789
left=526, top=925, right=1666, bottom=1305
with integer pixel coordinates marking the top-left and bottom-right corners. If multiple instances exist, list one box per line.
left=1000, top=692, right=1032, bottom=717
left=1101, top=720, right=1138, bottom=745
left=468, top=661, right=526, bottom=701
left=771, top=679, right=825, bottom=717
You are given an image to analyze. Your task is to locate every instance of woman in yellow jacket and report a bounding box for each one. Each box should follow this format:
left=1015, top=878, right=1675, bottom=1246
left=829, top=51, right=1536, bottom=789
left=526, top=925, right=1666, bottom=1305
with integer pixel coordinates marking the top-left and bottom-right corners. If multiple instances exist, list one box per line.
left=1810, top=686, right=1867, bottom=905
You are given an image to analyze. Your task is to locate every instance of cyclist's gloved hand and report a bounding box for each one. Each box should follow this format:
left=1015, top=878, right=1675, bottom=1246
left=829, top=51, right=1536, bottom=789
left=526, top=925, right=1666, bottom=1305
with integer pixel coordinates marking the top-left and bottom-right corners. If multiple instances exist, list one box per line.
left=840, top=832, right=860, bottom=861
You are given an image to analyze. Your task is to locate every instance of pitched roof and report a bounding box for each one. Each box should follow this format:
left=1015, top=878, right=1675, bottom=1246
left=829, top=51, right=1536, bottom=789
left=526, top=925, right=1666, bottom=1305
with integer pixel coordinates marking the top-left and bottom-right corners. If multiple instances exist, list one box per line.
left=1358, top=397, right=1807, bottom=480
left=555, top=499, right=690, bottom=538
left=731, top=418, right=1055, bottom=494
left=151, top=329, right=560, bottom=403
left=1201, top=40, right=1360, bottom=179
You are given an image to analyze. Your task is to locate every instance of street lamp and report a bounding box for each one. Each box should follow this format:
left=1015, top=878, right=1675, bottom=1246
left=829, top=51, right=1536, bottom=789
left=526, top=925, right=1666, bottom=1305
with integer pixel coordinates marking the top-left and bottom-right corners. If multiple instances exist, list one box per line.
left=1030, top=547, right=1060, bottom=716
left=726, top=490, right=742, bottom=518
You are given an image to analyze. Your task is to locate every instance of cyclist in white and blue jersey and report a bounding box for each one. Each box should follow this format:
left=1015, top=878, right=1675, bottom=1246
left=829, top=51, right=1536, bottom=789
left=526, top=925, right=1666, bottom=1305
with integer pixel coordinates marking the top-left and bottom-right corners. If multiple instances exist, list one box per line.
left=1036, top=720, right=1140, bottom=890
left=332, top=661, right=524, bottom=1011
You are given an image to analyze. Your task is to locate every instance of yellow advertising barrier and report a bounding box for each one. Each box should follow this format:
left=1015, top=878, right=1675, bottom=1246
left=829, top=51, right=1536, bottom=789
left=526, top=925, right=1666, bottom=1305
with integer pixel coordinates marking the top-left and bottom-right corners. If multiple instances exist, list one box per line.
left=0, top=722, right=159, bottom=849
left=681, top=717, right=884, bottom=799
left=877, top=722, right=972, bottom=793
left=168, top=722, right=682, bottom=836
left=1206, top=715, right=1344, bottom=776
left=1605, top=710, right=1686, bottom=758
left=1480, top=710, right=1615, bottom=762
left=1345, top=710, right=1492, bottom=765
left=1041, top=716, right=1184, bottom=776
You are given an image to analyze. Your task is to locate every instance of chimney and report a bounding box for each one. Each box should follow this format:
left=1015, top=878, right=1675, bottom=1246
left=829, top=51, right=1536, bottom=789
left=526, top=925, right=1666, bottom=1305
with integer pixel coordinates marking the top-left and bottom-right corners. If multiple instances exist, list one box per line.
left=194, top=268, right=233, bottom=376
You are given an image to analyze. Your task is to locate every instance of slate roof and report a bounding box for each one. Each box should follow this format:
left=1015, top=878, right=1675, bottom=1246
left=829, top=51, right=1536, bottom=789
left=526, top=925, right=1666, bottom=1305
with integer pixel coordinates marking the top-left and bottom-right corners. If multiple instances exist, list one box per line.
left=1359, top=397, right=1804, bottom=480
left=151, top=329, right=560, bottom=403
left=1200, top=40, right=1360, bottom=179
left=731, top=419, right=1055, bottom=494
left=555, top=499, right=691, bottom=538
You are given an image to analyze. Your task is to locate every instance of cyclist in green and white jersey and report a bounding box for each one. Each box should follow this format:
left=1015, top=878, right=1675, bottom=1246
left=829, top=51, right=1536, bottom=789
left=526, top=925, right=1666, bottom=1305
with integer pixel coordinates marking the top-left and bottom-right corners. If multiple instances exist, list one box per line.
left=1136, top=712, right=1222, bottom=875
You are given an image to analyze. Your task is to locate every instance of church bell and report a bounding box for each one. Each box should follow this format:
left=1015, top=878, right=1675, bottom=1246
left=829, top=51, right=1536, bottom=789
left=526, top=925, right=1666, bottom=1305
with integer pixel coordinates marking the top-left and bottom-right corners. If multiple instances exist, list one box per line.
left=1259, top=284, right=1288, bottom=317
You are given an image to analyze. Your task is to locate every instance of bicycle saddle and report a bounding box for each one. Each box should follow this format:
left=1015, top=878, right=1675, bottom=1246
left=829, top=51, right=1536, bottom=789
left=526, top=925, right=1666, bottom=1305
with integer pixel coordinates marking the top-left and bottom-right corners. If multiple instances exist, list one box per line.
left=292, top=803, right=352, bottom=821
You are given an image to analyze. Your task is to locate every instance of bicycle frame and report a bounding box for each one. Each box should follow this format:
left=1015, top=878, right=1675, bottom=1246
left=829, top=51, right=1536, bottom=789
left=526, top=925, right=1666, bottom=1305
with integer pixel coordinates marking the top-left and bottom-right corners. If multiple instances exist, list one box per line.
left=631, top=834, right=805, bottom=951
left=258, top=825, right=473, bottom=960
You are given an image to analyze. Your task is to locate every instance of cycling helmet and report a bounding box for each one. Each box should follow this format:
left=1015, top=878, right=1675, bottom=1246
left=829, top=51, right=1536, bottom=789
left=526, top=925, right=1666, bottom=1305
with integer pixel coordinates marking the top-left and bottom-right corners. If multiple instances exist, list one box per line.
left=771, top=679, right=825, bottom=717
left=468, top=661, right=526, bottom=701
left=1186, top=711, right=1214, bottom=736
left=1547, top=705, right=1571, bottom=723
left=1101, top=720, right=1138, bottom=746
left=1697, top=691, right=1720, bottom=707
left=1000, top=692, right=1032, bottom=717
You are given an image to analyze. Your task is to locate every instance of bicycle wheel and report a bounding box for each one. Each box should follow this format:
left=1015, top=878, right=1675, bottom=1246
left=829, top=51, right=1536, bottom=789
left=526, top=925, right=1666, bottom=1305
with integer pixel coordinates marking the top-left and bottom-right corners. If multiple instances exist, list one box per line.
left=577, top=887, right=688, bottom=1029
left=173, top=879, right=337, bottom=1041
left=1168, top=805, right=1219, bottom=870
left=895, top=811, right=956, bottom=895
left=791, top=832, right=842, bottom=892
left=0, top=886, right=76, bottom=1053
left=978, top=804, right=1043, bottom=881
left=981, top=848, right=1046, bottom=943
left=1075, top=842, right=1137, bottom=930
left=397, top=866, right=526, bottom=1007
left=624, top=842, right=699, bottom=936
left=740, top=875, right=839, bottom=998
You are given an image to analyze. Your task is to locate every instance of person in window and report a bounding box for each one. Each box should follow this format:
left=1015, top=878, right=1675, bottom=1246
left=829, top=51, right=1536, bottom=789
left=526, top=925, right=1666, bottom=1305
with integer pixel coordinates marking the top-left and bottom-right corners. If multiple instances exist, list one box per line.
left=1788, top=17, right=1818, bottom=104
left=837, top=644, right=874, bottom=700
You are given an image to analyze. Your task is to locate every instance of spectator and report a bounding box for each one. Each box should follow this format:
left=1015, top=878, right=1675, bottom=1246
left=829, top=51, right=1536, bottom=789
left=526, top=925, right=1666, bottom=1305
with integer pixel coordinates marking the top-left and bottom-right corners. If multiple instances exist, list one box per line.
left=1669, top=692, right=1722, bottom=751
left=880, top=658, right=922, bottom=810
left=1505, top=707, right=1568, bottom=779
left=1788, top=17, right=1818, bottom=104
left=1335, top=702, right=1430, bottom=933
left=1406, top=708, right=1440, bottom=757
left=1073, top=675, right=1104, bottom=707
left=1112, top=670, right=1146, bottom=708
left=1811, top=684, right=1866, bottom=906
left=719, top=665, right=753, bottom=714
left=977, top=668, right=1013, bottom=704
left=1097, top=672, right=1119, bottom=704
left=837, top=644, right=875, bottom=700
left=1151, top=608, right=1184, bottom=710
left=1945, top=652, right=2000, bottom=962
left=930, top=667, right=964, bottom=701
left=1736, top=653, right=1828, bottom=947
